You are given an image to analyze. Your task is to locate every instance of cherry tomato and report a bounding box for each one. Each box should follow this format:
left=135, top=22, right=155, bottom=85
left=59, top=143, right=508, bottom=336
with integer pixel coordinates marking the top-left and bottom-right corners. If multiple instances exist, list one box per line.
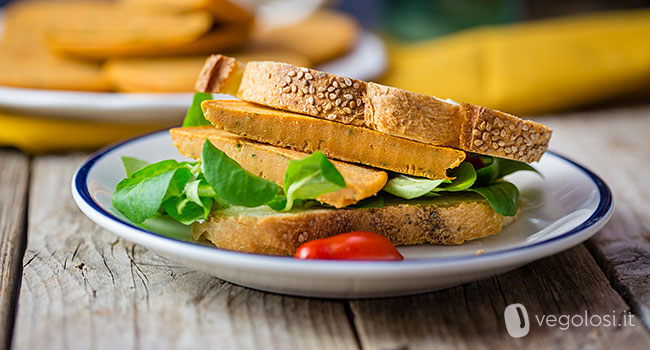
left=294, top=231, right=404, bottom=261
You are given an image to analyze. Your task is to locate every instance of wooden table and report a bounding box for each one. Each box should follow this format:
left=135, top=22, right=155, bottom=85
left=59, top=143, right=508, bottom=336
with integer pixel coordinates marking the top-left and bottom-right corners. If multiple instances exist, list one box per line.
left=1, top=104, right=650, bottom=349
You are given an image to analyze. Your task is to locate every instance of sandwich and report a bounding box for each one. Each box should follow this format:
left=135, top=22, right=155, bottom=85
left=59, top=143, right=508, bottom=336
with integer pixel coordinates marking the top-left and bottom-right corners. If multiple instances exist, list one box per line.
left=112, top=55, right=552, bottom=257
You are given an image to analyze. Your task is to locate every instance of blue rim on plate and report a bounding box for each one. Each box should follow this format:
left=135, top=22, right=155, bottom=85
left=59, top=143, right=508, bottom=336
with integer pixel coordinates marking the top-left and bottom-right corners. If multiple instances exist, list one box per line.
left=73, top=129, right=613, bottom=267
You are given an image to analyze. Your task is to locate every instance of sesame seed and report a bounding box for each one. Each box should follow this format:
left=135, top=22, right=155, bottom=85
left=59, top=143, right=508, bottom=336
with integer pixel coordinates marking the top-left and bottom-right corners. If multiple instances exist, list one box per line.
left=491, top=129, right=499, bottom=136
left=329, top=93, right=336, bottom=100
left=324, top=103, right=332, bottom=111
left=291, top=85, right=297, bottom=93
left=280, top=81, right=288, bottom=87
left=491, top=135, right=499, bottom=141
left=509, top=124, right=515, bottom=130
left=335, top=98, right=341, bottom=106
left=486, top=123, right=492, bottom=131
left=335, top=89, right=341, bottom=95
left=472, top=129, right=481, bottom=136
left=505, top=147, right=512, bottom=154
left=302, top=87, right=309, bottom=94
left=495, top=118, right=503, bottom=127
left=283, top=86, right=291, bottom=93
left=305, top=73, right=313, bottom=80
left=318, top=87, right=326, bottom=92
left=343, top=94, right=353, bottom=100
left=344, top=78, right=352, bottom=86
left=482, top=132, right=489, bottom=141
left=479, top=121, right=486, bottom=130
left=512, top=146, right=518, bottom=152
left=353, top=82, right=360, bottom=89
left=500, top=130, right=506, bottom=137
left=318, top=72, right=326, bottom=78
left=341, top=101, right=348, bottom=107
left=492, top=142, right=499, bottom=149
left=531, top=133, right=538, bottom=140
left=332, top=81, right=339, bottom=88
left=307, top=96, right=314, bottom=105
left=474, top=139, right=484, bottom=146
left=284, top=76, right=292, bottom=84
left=523, top=124, right=529, bottom=131
left=296, top=70, right=304, bottom=80
left=288, top=71, right=296, bottom=77
left=327, top=114, right=337, bottom=120
left=309, top=86, right=315, bottom=94
left=357, top=99, right=363, bottom=106
left=317, top=93, right=324, bottom=98
left=343, top=107, right=352, bottom=114
left=327, top=87, right=335, bottom=92
left=349, top=101, right=356, bottom=108
left=301, top=67, right=309, bottom=72
left=498, top=140, right=505, bottom=146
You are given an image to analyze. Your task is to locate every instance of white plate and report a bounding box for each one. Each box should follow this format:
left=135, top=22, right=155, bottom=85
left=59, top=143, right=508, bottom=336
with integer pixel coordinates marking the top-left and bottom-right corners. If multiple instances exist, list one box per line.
left=0, top=31, right=386, bottom=123
left=71, top=130, right=613, bottom=298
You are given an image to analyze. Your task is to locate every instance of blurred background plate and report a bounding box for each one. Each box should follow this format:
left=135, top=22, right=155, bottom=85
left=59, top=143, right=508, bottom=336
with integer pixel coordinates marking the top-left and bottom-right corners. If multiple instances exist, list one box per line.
left=0, top=30, right=385, bottom=123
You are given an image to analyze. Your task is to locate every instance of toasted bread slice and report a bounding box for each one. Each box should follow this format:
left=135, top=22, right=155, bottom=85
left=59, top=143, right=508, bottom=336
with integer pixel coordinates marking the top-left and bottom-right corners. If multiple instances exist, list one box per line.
left=200, top=100, right=466, bottom=179
left=171, top=127, right=388, bottom=208
left=195, top=56, right=552, bottom=163
left=193, top=193, right=517, bottom=256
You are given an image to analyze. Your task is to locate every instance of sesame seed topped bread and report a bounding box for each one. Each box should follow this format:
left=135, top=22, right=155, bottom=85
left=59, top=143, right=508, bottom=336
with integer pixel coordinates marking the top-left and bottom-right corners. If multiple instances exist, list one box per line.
left=200, top=100, right=466, bottom=180
left=170, top=127, right=388, bottom=208
left=195, top=55, right=552, bottom=163
left=193, top=193, right=518, bottom=256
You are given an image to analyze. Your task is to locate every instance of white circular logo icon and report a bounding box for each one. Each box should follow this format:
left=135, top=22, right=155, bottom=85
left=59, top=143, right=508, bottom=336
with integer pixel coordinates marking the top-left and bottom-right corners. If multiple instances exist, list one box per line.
left=504, top=303, right=530, bottom=338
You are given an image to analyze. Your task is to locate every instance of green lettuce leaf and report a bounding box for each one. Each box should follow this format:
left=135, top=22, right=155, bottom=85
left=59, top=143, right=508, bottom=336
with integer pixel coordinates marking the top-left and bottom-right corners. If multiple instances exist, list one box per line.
left=476, top=156, right=541, bottom=185
left=383, top=174, right=448, bottom=199
left=436, top=162, right=477, bottom=192
left=469, top=181, right=519, bottom=216
left=112, top=160, right=193, bottom=224
left=201, top=140, right=280, bottom=207
left=281, top=151, right=346, bottom=211
left=121, top=156, right=150, bottom=177
left=182, top=92, right=213, bottom=127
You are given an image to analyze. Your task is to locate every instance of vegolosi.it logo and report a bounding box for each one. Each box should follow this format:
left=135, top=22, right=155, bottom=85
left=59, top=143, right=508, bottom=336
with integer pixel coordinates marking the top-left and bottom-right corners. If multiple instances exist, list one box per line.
left=504, top=303, right=636, bottom=338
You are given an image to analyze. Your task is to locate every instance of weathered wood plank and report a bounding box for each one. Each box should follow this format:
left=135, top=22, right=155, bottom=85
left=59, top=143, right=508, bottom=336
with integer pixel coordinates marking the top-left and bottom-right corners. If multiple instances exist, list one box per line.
left=349, top=245, right=650, bottom=349
left=0, top=149, right=29, bottom=349
left=540, top=105, right=650, bottom=329
left=12, top=155, right=359, bottom=350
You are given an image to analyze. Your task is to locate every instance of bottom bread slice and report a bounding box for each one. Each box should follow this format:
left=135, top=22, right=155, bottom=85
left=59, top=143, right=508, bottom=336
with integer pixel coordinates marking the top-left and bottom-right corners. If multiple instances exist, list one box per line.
left=192, top=193, right=517, bottom=256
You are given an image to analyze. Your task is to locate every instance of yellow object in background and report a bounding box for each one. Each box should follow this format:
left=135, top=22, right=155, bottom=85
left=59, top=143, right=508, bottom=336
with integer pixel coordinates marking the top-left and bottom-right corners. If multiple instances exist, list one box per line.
left=0, top=112, right=173, bottom=154
left=383, top=9, right=650, bottom=115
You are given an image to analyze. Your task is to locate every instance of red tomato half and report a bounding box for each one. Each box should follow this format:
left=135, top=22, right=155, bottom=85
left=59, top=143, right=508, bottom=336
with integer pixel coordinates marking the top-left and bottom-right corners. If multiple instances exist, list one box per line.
left=294, top=231, right=404, bottom=261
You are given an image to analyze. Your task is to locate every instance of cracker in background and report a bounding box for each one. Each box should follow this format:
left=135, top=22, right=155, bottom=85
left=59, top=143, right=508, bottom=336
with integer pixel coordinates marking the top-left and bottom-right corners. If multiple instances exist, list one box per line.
left=250, top=10, right=359, bottom=65
left=0, top=2, right=112, bottom=91
left=104, top=50, right=310, bottom=92
left=121, top=0, right=254, bottom=24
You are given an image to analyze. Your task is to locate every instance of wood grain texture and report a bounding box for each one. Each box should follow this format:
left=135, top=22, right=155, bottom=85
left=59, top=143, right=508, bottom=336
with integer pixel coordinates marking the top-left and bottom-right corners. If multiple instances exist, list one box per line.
left=539, top=105, right=650, bottom=329
left=349, top=245, right=650, bottom=349
left=0, top=150, right=29, bottom=349
left=11, top=155, right=359, bottom=350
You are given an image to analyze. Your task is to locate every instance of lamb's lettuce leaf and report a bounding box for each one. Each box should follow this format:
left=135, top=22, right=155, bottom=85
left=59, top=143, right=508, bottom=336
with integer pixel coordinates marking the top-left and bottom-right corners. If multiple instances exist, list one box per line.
left=201, top=140, right=280, bottom=207
left=112, top=160, right=194, bottom=224
left=476, top=156, right=541, bottom=185
left=182, top=92, right=213, bottom=127
left=382, top=156, right=538, bottom=216
left=436, top=162, right=476, bottom=192
left=121, top=156, right=150, bottom=177
left=280, top=151, right=346, bottom=211
left=469, top=181, right=519, bottom=216
left=383, top=175, right=448, bottom=199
